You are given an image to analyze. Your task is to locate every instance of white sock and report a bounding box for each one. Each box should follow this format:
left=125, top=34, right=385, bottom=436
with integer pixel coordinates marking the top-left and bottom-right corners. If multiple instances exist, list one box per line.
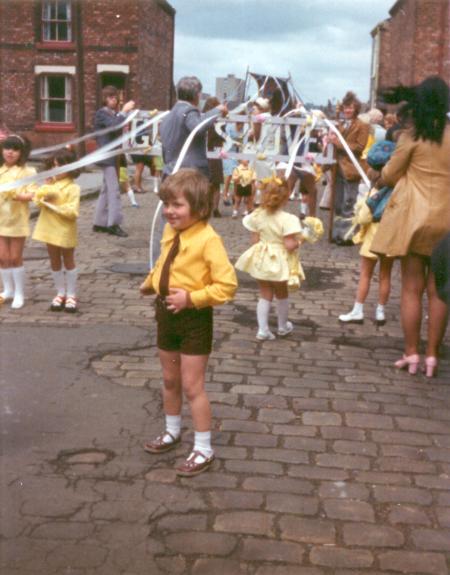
left=353, top=302, right=364, bottom=314
left=193, top=430, right=213, bottom=459
left=65, top=268, right=78, bottom=298
left=51, top=269, right=65, bottom=297
left=276, top=298, right=289, bottom=330
left=0, top=268, right=14, bottom=299
left=164, top=414, right=181, bottom=443
left=11, top=266, right=25, bottom=309
left=376, top=304, right=385, bottom=313
left=257, top=298, right=271, bottom=333
left=127, top=188, right=138, bottom=206
left=300, top=201, right=309, bottom=216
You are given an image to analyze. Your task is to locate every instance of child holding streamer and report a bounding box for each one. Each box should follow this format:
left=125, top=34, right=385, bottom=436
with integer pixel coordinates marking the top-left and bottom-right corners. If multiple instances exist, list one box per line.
left=33, top=149, right=81, bottom=312
left=236, top=176, right=316, bottom=340
left=0, top=135, right=36, bottom=309
left=140, top=169, right=237, bottom=477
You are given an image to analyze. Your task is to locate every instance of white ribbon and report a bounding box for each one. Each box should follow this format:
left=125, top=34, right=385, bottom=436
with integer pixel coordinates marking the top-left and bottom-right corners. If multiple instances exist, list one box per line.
left=30, top=110, right=140, bottom=157
left=148, top=111, right=221, bottom=268
left=0, top=111, right=169, bottom=194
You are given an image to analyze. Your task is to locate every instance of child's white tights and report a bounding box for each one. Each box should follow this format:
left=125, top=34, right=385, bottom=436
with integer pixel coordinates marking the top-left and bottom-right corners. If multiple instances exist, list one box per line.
left=51, top=268, right=78, bottom=298
left=276, top=298, right=289, bottom=330
left=257, top=298, right=271, bottom=333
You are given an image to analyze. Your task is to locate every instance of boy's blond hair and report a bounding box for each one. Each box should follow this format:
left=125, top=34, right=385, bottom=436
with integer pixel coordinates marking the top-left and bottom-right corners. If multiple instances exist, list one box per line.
left=159, top=169, right=212, bottom=220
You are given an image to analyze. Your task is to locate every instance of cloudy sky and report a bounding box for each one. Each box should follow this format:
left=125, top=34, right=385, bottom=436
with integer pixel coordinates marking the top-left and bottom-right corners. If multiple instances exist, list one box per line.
left=168, top=0, right=395, bottom=105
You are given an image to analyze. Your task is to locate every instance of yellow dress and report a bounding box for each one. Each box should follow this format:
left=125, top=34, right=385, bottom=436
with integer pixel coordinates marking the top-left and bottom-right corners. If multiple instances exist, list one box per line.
left=32, top=178, right=80, bottom=248
left=235, top=208, right=304, bottom=289
left=0, top=164, right=37, bottom=237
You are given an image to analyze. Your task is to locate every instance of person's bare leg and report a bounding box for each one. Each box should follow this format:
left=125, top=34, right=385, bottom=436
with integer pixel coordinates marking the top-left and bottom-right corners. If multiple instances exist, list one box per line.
left=425, top=270, right=449, bottom=359
left=180, top=354, right=210, bottom=431
left=400, top=254, right=426, bottom=356
left=159, top=349, right=183, bottom=415
left=356, top=257, right=377, bottom=303
left=378, top=256, right=394, bottom=305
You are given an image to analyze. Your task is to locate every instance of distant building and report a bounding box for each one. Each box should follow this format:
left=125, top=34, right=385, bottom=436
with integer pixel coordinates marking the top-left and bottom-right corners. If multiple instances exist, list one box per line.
left=0, top=0, right=175, bottom=148
left=216, top=74, right=245, bottom=106
left=370, top=0, right=450, bottom=107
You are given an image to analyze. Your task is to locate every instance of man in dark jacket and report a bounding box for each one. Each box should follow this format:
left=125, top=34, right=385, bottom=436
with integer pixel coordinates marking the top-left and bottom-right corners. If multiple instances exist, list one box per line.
left=93, top=85, right=135, bottom=237
left=159, top=76, right=227, bottom=179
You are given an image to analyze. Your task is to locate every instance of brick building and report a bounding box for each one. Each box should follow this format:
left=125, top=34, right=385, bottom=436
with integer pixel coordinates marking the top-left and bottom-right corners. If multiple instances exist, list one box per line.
left=0, top=0, right=175, bottom=148
left=370, top=0, right=450, bottom=106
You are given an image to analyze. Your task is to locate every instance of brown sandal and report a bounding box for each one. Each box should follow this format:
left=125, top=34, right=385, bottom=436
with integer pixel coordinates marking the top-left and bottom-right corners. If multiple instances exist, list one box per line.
left=176, top=450, right=215, bottom=477
left=143, top=431, right=180, bottom=454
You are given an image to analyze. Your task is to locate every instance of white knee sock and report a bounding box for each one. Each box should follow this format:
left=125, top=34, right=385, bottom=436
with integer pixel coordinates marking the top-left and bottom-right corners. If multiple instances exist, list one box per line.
left=65, top=268, right=78, bottom=298
left=11, top=266, right=25, bottom=309
left=276, top=298, right=290, bottom=330
left=0, top=268, right=14, bottom=299
left=51, top=269, right=65, bottom=297
left=193, top=430, right=213, bottom=459
left=256, top=298, right=271, bottom=333
left=164, top=414, right=181, bottom=443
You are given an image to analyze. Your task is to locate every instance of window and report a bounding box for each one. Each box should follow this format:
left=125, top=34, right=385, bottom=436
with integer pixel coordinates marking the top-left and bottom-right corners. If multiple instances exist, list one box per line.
left=40, top=75, right=72, bottom=123
left=42, top=0, right=72, bottom=42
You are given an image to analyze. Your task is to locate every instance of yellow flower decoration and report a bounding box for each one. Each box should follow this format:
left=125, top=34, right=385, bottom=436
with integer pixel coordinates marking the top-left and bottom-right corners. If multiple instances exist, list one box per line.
left=302, top=217, right=324, bottom=243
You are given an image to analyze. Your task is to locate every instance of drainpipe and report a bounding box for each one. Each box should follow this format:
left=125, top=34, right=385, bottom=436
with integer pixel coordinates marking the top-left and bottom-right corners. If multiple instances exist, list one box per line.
left=75, top=0, right=85, bottom=155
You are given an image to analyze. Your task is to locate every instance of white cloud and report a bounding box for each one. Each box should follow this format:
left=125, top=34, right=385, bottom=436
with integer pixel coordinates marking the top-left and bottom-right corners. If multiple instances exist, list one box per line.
left=169, top=0, right=395, bottom=104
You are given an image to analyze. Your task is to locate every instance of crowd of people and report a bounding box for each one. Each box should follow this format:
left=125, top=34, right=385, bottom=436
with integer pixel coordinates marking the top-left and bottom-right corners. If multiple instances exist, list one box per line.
left=0, top=74, right=449, bottom=477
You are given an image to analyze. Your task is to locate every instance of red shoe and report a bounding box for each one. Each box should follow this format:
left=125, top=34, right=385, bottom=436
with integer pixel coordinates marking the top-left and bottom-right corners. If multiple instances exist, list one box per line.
left=143, top=431, right=180, bottom=454
left=394, top=354, right=420, bottom=375
left=176, top=450, right=215, bottom=477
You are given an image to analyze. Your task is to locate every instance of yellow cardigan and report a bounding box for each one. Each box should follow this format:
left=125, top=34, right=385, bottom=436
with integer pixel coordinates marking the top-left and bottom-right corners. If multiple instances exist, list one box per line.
left=32, top=178, right=80, bottom=248
left=0, top=164, right=37, bottom=237
left=142, top=220, right=237, bottom=308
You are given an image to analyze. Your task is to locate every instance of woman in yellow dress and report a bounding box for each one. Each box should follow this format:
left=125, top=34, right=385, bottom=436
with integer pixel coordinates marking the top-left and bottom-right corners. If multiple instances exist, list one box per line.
left=33, top=149, right=80, bottom=313
left=0, top=135, right=36, bottom=309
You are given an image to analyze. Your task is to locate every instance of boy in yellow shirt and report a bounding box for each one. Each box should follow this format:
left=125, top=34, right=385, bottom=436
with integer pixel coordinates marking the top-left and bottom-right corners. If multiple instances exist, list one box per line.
left=140, top=169, right=237, bottom=477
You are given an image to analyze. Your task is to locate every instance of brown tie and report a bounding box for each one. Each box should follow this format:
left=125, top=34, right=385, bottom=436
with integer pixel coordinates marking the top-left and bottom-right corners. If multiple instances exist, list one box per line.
left=159, top=233, right=180, bottom=297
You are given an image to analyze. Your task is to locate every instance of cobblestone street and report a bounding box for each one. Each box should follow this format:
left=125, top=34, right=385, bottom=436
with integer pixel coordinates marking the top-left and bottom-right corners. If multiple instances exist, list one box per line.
left=1, top=178, right=450, bottom=575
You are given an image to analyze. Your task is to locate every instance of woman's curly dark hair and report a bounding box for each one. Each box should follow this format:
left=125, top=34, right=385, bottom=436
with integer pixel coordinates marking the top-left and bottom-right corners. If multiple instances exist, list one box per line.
left=381, top=76, right=449, bottom=144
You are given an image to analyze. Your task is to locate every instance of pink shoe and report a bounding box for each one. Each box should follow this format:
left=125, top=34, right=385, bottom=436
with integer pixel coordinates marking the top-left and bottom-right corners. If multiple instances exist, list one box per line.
left=423, top=356, right=438, bottom=378
left=394, top=354, right=420, bottom=375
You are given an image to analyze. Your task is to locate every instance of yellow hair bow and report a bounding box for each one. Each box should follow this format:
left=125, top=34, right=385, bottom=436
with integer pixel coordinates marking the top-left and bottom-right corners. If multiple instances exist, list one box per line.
left=261, top=175, right=283, bottom=186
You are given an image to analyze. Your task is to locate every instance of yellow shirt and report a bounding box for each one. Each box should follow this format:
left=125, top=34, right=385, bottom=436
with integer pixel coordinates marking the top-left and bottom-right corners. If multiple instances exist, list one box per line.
left=0, top=164, right=37, bottom=237
left=142, top=220, right=237, bottom=308
left=232, top=164, right=256, bottom=187
left=32, top=178, right=80, bottom=248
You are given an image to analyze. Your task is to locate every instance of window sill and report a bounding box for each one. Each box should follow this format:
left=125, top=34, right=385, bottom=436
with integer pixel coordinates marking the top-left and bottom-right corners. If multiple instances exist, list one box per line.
left=35, top=122, right=76, bottom=133
left=36, top=41, right=76, bottom=51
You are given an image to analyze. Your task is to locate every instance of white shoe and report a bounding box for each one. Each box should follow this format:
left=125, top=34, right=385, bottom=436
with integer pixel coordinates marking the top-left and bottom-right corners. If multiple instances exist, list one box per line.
left=256, top=330, right=276, bottom=341
left=375, top=306, right=386, bottom=325
left=277, top=321, right=293, bottom=336
left=339, top=308, right=364, bottom=324
left=232, top=210, right=238, bottom=219
left=243, top=210, right=249, bottom=217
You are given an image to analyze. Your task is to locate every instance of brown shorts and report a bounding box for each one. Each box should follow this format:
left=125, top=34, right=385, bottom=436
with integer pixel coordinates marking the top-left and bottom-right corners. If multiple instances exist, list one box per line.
left=155, top=296, right=213, bottom=355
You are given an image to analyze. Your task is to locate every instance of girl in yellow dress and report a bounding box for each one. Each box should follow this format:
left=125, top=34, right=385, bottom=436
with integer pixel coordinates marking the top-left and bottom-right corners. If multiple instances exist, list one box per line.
left=33, top=149, right=80, bottom=312
left=0, top=135, right=36, bottom=309
left=235, top=177, right=304, bottom=340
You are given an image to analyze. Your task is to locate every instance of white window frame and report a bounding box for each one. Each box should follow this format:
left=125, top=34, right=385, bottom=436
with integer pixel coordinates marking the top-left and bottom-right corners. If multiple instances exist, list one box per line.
left=39, top=74, right=73, bottom=123
left=42, top=0, right=72, bottom=42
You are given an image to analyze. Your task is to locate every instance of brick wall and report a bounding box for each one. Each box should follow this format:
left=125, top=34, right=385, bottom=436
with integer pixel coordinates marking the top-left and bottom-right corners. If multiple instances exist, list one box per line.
left=0, top=0, right=174, bottom=148
left=376, top=0, right=450, bottom=95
